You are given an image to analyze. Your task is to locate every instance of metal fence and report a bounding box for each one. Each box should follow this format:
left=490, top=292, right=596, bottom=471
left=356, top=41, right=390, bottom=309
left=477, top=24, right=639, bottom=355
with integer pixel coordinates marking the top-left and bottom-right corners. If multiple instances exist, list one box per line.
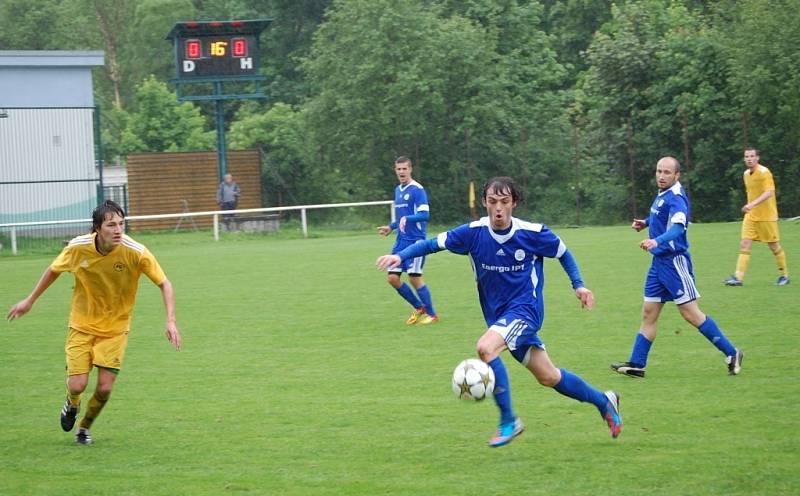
left=0, top=200, right=394, bottom=256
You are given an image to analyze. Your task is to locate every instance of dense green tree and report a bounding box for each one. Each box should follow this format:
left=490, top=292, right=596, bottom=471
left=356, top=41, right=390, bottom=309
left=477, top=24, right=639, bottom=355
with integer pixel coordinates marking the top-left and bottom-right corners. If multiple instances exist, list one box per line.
left=115, top=75, right=214, bottom=154
left=713, top=0, right=800, bottom=217
left=302, top=0, right=567, bottom=221
left=579, top=1, right=668, bottom=221
left=229, top=102, right=337, bottom=206
left=0, top=0, right=70, bottom=50
left=541, top=0, right=613, bottom=78
left=641, top=4, right=741, bottom=221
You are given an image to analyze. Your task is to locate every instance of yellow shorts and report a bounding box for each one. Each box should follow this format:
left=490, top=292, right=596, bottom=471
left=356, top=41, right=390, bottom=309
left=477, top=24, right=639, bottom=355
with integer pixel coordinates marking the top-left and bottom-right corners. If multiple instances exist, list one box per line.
left=65, top=327, right=129, bottom=375
left=741, top=219, right=780, bottom=243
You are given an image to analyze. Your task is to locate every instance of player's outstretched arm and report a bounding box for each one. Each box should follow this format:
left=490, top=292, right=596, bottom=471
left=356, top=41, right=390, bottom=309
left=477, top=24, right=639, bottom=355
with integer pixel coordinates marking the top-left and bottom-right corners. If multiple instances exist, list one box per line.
left=158, top=278, right=181, bottom=351
left=557, top=249, right=595, bottom=310
left=632, top=218, right=647, bottom=231
left=6, top=267, right=61, bottom=322
left=376, top=237, right=442, bottom=271
left=377, top=225, right=392, bottom=236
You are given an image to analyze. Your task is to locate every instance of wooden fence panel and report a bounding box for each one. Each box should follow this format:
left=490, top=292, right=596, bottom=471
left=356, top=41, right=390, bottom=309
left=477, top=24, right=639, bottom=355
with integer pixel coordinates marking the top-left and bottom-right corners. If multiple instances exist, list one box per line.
left=126, top=150, right=261, bottom=231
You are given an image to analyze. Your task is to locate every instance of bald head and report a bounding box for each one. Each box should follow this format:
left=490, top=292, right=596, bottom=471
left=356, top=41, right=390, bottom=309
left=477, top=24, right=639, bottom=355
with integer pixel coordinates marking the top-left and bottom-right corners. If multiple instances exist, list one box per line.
left=656, top=156, right=680, bottom=173
left=655, top=156, right=681, bottom=191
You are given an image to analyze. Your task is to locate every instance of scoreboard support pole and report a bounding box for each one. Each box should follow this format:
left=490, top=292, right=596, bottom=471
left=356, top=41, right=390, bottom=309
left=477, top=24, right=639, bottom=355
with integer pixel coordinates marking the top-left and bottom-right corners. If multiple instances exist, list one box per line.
left=214, top=81, right=228, bottom=180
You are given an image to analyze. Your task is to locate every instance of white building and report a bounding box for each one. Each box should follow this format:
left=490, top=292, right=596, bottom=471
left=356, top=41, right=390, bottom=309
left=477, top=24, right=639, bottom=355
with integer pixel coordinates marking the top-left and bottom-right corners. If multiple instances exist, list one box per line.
left=0, top=51, right=105, bottom=224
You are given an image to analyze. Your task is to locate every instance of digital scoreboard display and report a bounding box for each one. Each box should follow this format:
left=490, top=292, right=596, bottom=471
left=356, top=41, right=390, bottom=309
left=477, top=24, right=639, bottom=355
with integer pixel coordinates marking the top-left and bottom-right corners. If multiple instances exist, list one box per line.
left=167, top=20, right=271, bottom=79
left=178, top=34, right=258, bottom=77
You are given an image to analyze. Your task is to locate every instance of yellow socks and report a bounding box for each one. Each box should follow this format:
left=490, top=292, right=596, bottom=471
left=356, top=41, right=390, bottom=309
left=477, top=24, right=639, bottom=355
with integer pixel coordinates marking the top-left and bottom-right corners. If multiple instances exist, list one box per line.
left=773, top=247, right=789, bottom=277
left=734, top=249, right=751, bottom=280
left=78, top=392, right=109, bottom=430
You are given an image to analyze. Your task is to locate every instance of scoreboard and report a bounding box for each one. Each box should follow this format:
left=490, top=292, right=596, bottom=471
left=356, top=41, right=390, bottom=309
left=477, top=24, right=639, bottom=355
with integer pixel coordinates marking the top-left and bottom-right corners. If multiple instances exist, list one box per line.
left=179, top=34, right=258, bottom=77
left=167, top=20, right=272, bottom=79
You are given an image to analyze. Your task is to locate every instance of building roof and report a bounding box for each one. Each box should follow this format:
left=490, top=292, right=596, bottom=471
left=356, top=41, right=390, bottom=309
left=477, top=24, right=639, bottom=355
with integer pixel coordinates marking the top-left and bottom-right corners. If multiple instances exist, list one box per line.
left=0, top=51, right=105, bottom=67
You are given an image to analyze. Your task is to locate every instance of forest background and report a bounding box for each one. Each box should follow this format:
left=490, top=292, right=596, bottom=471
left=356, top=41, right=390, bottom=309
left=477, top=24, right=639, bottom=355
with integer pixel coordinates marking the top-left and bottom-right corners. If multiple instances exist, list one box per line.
left=2, top=0, right=798, bottom=225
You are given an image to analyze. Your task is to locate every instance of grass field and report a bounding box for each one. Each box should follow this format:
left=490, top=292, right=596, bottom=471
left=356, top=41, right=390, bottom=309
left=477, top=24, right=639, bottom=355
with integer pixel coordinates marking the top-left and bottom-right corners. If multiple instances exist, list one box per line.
left=1, top=221, right=798, bottom=495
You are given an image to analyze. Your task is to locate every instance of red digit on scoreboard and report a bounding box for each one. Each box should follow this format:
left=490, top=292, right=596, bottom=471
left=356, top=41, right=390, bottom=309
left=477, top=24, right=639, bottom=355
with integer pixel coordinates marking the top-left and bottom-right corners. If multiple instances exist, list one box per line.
left=232, top=38, right=247, bottom=57
left=186, top=39, right=201, bottom=59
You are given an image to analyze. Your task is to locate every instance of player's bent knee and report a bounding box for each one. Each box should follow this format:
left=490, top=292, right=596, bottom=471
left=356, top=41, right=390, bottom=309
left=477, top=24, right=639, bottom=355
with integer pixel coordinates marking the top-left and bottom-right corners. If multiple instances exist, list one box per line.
left=534, top=368, right=560, bottom=387
left=67, top=375, right=89, bottom=394
left=476, top=346, right=498, bottom=363
left=476, top=340, right=502, bottom=363
left=94, top=385, right=114, bottom=399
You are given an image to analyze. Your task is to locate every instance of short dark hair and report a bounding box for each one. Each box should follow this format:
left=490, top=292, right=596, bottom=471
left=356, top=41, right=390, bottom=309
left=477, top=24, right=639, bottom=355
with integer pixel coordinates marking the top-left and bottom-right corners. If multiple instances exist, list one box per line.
left=92, top=200, right=126, bottom=233
left=482, top=176, right=522, bottom=203
left=744, top=147, right=760, bottom=155
left=394, top=156, right=412, bottom=166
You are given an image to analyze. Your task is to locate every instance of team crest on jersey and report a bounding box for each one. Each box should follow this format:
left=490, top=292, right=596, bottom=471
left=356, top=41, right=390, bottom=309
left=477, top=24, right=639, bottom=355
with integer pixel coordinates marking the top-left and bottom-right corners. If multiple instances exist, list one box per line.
left=403, top=193, right=410, bottom=200
left=658, top=199, right=665, bottom=207
left=80, top=260, right=89, bottom=269
left=113, top=262, right=125, bottom=272
left=514, top=249, right=525, bottom=261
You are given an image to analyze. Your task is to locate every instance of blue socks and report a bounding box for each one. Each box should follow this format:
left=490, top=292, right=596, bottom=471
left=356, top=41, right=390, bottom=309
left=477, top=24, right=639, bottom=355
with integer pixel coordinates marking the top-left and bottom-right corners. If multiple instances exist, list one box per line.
left=698, top=316, right=736, bottom=356
left=626, top=317, right=735, bottom=370
left=629, top=332, right=653, bottom=368
left=488, top=357, right=515, bottom=425
left=416, top=285, right=436, bottom=316
left=553, top=368, right=608, bottom=414
left=395, top=283, right=423, bottom=310
left=488, top=360, right=608, bottom=420
left=395, top=283, right=436, bottom=316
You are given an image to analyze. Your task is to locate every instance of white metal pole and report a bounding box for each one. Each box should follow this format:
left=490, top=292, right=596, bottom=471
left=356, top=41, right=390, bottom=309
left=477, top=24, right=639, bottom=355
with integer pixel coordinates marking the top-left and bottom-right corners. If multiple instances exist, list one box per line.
left=390, top=203, right=396, bottom=223
left=213, top=214, right=219, bottom=241
left=11, top=226, right=17, bottom=255
left=301, top=208, right=308, bottom=239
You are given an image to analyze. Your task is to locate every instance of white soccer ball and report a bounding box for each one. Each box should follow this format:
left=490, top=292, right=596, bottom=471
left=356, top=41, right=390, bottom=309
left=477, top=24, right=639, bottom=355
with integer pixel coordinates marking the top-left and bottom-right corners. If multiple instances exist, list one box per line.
left=452, top=358, right=495, bottom=401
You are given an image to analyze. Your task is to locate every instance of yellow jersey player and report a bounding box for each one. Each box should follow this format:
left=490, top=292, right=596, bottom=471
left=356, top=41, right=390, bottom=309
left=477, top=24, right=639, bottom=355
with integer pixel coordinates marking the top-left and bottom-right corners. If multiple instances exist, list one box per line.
left=6, top=200, right=182, bottom=445
left=724, top=148, right=790, bottom=286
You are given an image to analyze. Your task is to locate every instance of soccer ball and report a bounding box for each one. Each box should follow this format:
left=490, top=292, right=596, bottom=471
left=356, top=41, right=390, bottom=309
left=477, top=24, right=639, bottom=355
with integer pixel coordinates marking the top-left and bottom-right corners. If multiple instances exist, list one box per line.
left=452, top=358, right=495, bottom=401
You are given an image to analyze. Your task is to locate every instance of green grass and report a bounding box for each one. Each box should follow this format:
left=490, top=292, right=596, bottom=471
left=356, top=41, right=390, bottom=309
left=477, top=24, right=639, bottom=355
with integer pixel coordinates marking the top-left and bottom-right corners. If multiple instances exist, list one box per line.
left=1, top=221, right=798, bottom=495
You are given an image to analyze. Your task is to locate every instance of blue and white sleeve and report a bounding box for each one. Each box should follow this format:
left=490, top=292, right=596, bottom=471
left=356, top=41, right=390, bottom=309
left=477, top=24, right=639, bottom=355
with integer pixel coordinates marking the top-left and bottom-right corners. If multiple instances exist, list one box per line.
left=402, top=211, right=430, bottom=223
left=396, top=238, right=442, bottom=261
left=557, top=248, right=585, bottom=290
left=654, top=223, right=685, bottom=245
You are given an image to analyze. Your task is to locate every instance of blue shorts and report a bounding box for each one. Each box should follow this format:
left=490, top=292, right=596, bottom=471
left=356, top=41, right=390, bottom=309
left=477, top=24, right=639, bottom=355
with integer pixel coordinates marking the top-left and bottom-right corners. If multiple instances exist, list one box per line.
left=644, top=253, right=700, bottom=305
left=389, top=238, right=426, bottom=275
left=488, top=312, right=545, bottom=365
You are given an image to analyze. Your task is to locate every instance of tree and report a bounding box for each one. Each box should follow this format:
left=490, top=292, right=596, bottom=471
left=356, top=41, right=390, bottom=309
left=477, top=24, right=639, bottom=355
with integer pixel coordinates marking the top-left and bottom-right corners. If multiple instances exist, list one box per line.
left=229, top=102, right=336, bottom=206
left=714, top=0, right=800, bottom=217
left=302, top=0, right=566, bottom=221
left=117, top=76, right=214, bottom=154
left=580, top=1, right=668, bottom=221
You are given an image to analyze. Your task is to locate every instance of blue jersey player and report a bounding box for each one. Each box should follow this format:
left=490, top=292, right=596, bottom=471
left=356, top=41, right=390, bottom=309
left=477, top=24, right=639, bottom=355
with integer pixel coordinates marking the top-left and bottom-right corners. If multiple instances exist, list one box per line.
left=612, top=156, right=744, bottom=378
left=377, top=177, right=622, bottom=447
left=377, top=156, right=438, bottom=325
